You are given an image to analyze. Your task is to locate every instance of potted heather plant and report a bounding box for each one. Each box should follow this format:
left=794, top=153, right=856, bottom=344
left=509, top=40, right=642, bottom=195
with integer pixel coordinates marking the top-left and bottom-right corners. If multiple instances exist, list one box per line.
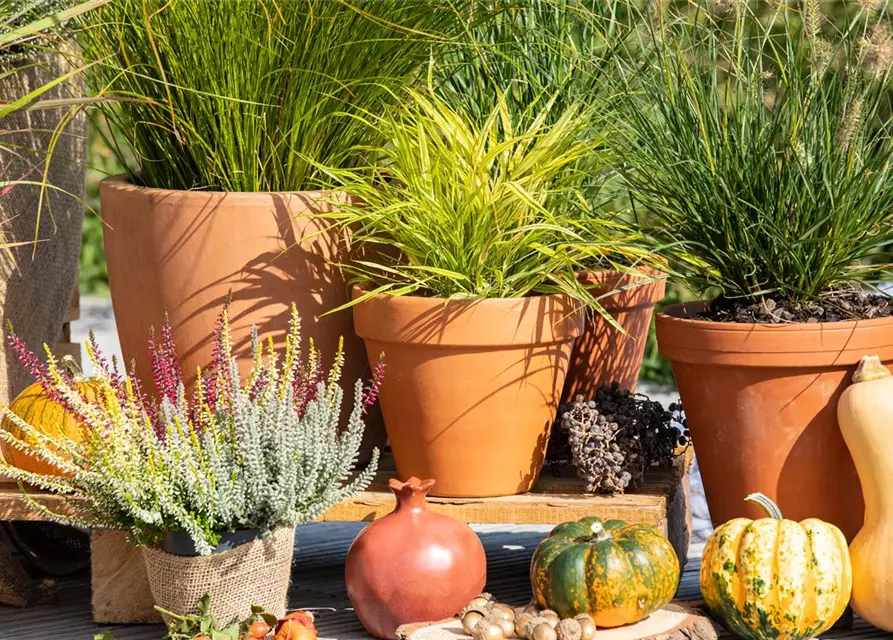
left=0, top=304, right=382, bottom=624
left=318, top=88, right=646, bottom=498
left=435, top=0, right=666, bottom=400
left=618, top=0, right=893, bottom=538
left=69, top=0, right=463, bottom=461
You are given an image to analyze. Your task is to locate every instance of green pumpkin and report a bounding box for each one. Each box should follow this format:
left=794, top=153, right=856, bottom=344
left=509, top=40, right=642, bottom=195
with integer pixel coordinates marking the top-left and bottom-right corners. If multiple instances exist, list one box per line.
left=530, top=517, right=680, bottom=627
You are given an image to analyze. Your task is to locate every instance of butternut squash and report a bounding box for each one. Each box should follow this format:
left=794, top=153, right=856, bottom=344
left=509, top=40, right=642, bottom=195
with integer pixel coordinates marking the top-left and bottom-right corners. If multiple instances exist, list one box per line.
left=838, top=354, right=893, bottom=631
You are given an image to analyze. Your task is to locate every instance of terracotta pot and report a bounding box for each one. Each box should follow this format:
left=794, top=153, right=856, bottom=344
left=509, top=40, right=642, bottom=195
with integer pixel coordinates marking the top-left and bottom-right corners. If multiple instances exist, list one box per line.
left=657, top=301, right=893, bottom=540
left=99, top=177, right=384, bottom=461
left=562, top=269, right=666, bottom=402
left=345, top=477, right=487, bottom=639
left=353, top=290, right=583, bottom=497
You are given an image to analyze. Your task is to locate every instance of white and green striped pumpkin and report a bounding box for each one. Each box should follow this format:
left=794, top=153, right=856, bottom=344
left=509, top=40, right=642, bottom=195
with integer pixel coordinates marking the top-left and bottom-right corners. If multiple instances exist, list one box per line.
left=700, top=493, right=852, bottom=640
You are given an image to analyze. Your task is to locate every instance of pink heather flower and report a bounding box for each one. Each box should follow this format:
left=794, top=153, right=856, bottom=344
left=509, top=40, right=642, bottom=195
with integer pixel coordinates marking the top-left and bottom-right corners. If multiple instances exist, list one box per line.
left=361, top=357, right=386, bottom=416
left=87, top=330, right=123, bottom=390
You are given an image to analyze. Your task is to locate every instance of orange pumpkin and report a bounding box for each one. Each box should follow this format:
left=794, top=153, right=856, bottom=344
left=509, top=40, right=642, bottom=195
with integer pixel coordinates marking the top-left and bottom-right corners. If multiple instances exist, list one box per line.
left=1, top=356, right=100, bottom=477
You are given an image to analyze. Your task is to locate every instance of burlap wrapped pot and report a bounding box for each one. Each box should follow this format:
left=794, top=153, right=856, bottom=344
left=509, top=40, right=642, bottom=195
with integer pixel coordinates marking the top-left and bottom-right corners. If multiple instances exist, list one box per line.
left=142, top=526, right=295, bottom=625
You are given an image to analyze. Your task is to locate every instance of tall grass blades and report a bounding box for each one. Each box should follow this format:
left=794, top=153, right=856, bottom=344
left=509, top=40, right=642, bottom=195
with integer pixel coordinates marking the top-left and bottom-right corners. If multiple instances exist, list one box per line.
left=317, top=89, right=648, bottom=310
left=75, top=0, right=466, bottom=192
left=618, top=1, right=893, bottom=303
left=435, top=0, right=627, bottom=126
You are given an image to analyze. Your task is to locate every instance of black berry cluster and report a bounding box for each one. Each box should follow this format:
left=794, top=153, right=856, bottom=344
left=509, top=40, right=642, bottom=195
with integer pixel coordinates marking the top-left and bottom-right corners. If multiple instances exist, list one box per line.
left=548, top=383, right=689, bottom=494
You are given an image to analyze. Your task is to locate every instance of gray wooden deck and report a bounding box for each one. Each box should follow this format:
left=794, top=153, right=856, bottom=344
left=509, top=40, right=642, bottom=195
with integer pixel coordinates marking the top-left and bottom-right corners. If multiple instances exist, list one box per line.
left=0, top=522, right=889, bottom=639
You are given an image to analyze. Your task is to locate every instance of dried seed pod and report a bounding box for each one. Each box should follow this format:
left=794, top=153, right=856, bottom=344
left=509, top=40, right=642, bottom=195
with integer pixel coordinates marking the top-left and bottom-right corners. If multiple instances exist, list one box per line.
left=514, top=613, right=534, bottom=638
left=462, top=609, right=487, bottom=634
left=531, top=623, right=558, bottom=640
left=472, top=619, right=505, bottom=640
left=539, top=611, right=560, bottom=628
left=490, top=604, right=516, bottom=621
left=574, top=615, right=596, bottom=640
left=551, top=388, right=686, bottom=495
left=555, top=619, right=582, bottom=640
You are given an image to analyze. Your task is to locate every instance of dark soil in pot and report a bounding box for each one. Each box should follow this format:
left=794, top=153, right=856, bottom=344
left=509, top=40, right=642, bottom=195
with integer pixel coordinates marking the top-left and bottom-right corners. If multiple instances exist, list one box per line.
left=162, top=529, right=261, bottom=556
left=696, top=290, right=893, bottom=324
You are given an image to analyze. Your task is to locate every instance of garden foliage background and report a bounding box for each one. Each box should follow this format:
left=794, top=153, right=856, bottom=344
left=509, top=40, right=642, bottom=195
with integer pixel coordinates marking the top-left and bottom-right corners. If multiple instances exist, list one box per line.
left=76, top=0, right=860, bottom=384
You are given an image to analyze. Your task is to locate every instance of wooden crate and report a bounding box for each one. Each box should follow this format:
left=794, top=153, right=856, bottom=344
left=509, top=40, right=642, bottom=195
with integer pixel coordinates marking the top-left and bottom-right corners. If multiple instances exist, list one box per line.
left=0, top=449, right=694, bottom=562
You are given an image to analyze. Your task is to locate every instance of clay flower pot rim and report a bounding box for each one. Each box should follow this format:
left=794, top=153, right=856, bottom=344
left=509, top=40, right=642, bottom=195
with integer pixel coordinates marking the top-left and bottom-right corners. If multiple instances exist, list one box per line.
left=577, top=268, right=667, bottom=307
left=351, top=285, right=583, bottom=347
left=659, top=299, right=893, bottom=331
left=351, top=283, right=585, bottom=306
left=100, top=174, right=339, bottom=202
left=576, top=265, right=666, bottom=283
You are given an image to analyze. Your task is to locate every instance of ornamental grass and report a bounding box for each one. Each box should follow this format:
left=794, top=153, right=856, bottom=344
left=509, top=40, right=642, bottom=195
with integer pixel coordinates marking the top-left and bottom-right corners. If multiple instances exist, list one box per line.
left=317, top=88, right=652, bottom=316
left=0, top=306, right=383, bottom=555
left=73, top=0, right=466, bottom=192
left=617, top=0, right=893, bottom=303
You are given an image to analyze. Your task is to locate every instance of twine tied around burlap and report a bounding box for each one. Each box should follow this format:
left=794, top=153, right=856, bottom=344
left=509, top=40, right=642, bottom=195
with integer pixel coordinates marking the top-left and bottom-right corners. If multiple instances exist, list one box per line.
left=142, top=526, right=295, bottom=626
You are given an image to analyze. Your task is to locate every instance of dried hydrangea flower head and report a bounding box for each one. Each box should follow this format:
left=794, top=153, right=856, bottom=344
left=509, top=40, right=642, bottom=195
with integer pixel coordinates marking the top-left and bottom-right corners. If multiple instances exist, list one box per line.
left=0, top=303, right=382, bottom=555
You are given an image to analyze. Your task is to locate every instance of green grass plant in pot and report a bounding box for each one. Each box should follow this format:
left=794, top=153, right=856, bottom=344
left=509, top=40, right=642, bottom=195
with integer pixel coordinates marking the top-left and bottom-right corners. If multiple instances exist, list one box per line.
left=436, top=0, right=667, bottom=400
left=319, top=88, right=645, bottom=497
left=617, top=0, right=893, bottom=539
left=73, top=0, right=463, bottom=461
left=0, top=305, right=381, bottom=624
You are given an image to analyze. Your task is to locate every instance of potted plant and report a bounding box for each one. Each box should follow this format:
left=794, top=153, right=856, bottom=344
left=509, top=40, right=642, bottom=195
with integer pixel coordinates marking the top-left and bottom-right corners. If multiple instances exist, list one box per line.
left=71, top=0, right=462, bottom=460
left=319, top=88, right=645, bottom=498
left=435, top=0, right=666, bottom=400
left=0, top=304, right=382, bottom=624
left=618, top=1, right=893, bottom=538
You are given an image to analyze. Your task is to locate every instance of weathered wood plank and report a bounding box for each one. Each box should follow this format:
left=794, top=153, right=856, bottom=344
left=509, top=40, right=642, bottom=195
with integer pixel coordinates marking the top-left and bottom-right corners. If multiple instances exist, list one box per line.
left=0, top=451, right=693, bottom=566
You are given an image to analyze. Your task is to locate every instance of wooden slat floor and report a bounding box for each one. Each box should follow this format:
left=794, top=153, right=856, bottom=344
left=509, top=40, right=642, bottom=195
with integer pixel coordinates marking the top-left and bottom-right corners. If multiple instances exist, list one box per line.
left=0, top=524, right=889, bottom=640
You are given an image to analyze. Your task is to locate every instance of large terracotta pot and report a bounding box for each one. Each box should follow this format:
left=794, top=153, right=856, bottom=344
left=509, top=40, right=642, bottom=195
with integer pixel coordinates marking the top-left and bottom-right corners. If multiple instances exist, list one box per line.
left=99, top=177, right=384, bottom=459
left=353, top=290, right=584, bottom=497
left=345, top=477, right=487, bottom=640
left=657, top=301, right=893, bottom=540
left=561, top=269, right=666, bottom=403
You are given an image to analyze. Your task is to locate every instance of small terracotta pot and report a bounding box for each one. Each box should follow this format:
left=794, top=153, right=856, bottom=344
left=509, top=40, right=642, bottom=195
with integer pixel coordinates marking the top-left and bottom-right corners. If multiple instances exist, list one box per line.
left=657, top=301, right=893, bottom=540
left=345, top=477, right=487, bottom=639
left=100, top=177, right=384, bottom=461
left=353, top=289, right=584, bottom=497
left=561, top=269, right=666, bottom=402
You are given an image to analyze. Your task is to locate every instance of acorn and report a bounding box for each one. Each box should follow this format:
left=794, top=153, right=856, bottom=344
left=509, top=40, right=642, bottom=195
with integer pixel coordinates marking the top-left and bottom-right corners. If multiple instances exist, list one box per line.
left=472, top=619, right=506, bottom=640
left=486, top=612, right=515, bottom=638
left=521, top=598, right=539, bottom=615
left=539, top=611, right=560, bottom=629
left=469, top=593, right=497, bottom=611
left=514, top=613, right=534, bottom=638
left=530, top=622, right=558, bottom=640
left=555, top=619, right=582, bottom=640
left=490, top=603, right=516, bottom=622
left=574, top=615, right=596, bottom=640
left=462, top=609, right=488, bottom=634
left=521, top=617, right=550, bottom=639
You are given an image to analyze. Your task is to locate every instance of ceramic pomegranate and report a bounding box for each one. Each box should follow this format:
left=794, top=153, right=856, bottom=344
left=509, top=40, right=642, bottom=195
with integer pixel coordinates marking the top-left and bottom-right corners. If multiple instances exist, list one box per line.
left=345, top=477, right=487, bottom=639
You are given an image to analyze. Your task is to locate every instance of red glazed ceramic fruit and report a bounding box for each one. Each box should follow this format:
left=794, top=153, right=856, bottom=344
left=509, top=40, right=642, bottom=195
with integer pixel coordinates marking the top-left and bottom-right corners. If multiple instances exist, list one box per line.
left=345, top=477, right=487, bottom=639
